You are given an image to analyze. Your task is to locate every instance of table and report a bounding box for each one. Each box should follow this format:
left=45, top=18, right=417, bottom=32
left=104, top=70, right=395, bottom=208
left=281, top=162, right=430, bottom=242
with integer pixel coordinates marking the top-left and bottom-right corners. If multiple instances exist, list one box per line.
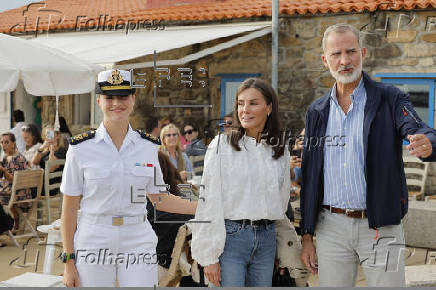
left=37, top=220, right=62, bottom=275
left=0, top=272, right=63, bottom=287
left=403, top=201, right=436, bottom=249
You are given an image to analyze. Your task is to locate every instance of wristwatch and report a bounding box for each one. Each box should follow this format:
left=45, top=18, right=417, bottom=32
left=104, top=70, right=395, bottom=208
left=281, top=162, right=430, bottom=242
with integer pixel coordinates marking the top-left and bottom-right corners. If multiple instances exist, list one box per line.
left=60, top=252, right=76, bottom=263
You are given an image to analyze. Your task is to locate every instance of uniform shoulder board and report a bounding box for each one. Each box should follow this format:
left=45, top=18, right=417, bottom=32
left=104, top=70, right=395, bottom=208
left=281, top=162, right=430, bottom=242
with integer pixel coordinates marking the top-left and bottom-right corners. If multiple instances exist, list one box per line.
left=69, top=130, right=96, bottom=145
left=136, top=129, right=161, bottom=145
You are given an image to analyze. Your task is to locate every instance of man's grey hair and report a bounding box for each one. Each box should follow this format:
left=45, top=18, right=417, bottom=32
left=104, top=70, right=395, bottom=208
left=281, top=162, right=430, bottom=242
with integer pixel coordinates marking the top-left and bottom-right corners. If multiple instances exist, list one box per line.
left=322, top=23, right=362, bottom=52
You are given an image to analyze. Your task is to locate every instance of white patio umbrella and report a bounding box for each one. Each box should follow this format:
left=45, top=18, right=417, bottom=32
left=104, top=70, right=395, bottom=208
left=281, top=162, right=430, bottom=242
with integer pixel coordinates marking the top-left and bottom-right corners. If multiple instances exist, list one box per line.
left=0, top=33, right=102, bottom=129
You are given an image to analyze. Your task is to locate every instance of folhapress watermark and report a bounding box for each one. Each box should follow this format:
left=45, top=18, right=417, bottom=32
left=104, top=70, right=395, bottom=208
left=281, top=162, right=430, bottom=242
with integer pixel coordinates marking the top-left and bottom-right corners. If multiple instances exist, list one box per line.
left=9, top=2, right=165, bottom=37
left=75, top=249, right=163, bottom=269
left=74, top=15, right=165, bottom=34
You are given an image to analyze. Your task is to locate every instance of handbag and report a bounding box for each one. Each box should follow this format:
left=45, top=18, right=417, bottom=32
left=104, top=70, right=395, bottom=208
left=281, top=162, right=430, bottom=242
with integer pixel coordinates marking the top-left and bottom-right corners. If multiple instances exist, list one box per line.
left=272, top=266, right=296, bottom=287
left=0, top=205, right=14, bottom=233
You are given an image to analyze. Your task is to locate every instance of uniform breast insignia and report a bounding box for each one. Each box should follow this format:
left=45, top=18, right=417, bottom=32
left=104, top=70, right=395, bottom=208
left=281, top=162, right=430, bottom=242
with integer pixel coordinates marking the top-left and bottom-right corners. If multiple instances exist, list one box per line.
left=136, top=129, right=161, bottom=145
left=69, top=130, right=96, bottom=145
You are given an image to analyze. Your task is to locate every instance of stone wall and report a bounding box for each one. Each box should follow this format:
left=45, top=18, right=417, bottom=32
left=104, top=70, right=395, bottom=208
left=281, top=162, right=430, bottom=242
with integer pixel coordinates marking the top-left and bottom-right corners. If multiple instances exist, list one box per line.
left=276, top=11, right=436, bottom=194
left=114, top=11, right=436, bottom=135
left=41, top=10, right=436, bottom=192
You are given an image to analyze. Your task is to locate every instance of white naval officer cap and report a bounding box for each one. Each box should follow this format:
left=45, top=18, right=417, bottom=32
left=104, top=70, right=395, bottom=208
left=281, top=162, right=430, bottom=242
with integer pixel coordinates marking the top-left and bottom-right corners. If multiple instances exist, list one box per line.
left=95, top=69, right=136, bottom=96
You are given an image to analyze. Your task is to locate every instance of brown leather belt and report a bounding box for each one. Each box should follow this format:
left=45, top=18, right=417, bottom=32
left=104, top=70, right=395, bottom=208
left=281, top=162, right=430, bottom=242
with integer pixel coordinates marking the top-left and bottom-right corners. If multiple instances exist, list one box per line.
left=322, top=205, right=367, bottom=219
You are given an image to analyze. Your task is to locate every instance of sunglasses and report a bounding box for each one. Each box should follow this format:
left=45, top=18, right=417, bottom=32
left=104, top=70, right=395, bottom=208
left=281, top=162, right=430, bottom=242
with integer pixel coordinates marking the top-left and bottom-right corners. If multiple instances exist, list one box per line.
left=164, top=133, right=179, bottom=138
left=183, top=129, right=197, bottom=135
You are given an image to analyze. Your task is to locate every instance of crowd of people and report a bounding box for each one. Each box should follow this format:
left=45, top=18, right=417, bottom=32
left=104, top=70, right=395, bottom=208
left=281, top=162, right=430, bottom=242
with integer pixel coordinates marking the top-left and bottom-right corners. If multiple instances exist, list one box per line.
left=0, top=111, right=71, bottom=246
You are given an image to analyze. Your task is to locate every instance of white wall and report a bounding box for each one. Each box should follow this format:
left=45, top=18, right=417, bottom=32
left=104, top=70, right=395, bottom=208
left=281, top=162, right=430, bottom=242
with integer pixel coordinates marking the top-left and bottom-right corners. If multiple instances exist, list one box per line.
left=0, top=92, right=11, bottom=133
left=14, top=81, right=38, bottom=125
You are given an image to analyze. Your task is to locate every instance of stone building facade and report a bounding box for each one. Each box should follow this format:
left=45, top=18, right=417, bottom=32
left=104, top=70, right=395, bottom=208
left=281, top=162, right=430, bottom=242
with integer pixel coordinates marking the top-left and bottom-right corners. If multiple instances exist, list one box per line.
left=39, top=10, right=436, bottom=192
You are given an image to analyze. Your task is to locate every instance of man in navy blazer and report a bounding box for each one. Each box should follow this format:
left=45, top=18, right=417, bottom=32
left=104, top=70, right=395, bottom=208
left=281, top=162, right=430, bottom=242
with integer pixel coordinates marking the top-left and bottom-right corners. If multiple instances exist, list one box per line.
left=299, top=23, right=436, bottom=286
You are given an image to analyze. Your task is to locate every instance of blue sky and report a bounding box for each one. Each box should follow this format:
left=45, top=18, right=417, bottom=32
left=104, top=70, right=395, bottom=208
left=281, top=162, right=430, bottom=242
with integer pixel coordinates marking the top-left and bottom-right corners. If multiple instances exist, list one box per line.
left=0, top=0, right=38, bottom=12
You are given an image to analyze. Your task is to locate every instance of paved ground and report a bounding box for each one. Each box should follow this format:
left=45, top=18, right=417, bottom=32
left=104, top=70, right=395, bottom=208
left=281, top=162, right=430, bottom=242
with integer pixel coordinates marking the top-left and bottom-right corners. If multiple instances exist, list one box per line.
left=0, top=233, right=430, bottom=286
left=0, top=234, right=64, bottom=282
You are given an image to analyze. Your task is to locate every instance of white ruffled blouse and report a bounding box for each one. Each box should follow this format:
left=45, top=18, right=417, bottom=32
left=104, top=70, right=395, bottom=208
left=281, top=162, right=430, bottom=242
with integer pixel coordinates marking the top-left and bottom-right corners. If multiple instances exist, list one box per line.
left=191, top=134, right=291, bottom=266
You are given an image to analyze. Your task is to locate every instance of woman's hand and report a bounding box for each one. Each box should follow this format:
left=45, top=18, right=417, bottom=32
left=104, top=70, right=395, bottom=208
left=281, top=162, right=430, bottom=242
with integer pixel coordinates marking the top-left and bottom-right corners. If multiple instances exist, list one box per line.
left=39, top=140, right=51, bottom=152
left=204, top=263, right=221, bottom=286
left=290, top=186, right=301, bottom=198
left=179, top=170, right=188, bottom=181
left=290, top=156, right=302, bottom=169
left=63, top=262, right=80, bottom=287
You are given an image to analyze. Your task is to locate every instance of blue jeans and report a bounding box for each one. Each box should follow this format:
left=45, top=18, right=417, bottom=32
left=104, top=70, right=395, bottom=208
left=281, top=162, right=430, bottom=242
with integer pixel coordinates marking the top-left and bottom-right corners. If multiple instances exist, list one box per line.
left=219, top=219, right=276, bottom=287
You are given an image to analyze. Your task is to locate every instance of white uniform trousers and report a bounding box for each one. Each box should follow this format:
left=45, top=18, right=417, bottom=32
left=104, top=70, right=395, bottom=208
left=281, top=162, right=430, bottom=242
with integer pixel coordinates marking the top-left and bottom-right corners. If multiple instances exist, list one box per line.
left=315, top=209, right=406, bottom=287
left=74, top=214, right=158, bottom=287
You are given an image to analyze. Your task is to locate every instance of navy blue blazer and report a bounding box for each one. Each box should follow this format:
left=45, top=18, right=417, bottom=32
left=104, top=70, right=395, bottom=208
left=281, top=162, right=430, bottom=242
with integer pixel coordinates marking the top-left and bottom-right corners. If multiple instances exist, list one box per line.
left=300, top=72, right=436, bottom=235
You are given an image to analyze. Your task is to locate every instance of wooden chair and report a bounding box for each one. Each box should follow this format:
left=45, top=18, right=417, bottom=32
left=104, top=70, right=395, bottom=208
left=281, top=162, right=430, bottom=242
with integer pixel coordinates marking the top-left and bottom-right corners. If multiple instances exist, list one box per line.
left=7, top=168, right=44, bottom=248
left=425, top=195, right=436, bottom=202
left=403, top=155, right=429, bottom=201
left=42, top=159, right=65, bottom=224
left=188, top=155, right=205, bottom=177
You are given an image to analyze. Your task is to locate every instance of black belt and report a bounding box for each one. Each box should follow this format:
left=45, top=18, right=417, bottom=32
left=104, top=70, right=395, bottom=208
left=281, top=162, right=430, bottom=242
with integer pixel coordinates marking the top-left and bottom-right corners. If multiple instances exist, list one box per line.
left=229, top=219, right=274, bottom=226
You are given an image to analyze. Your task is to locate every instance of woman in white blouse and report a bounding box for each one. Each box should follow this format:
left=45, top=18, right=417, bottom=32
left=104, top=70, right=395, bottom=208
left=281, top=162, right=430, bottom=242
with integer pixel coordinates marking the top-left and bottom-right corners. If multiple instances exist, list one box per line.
left=192, top=78, right=291, bottom=286
left=20, top=124, right=43, bottom=168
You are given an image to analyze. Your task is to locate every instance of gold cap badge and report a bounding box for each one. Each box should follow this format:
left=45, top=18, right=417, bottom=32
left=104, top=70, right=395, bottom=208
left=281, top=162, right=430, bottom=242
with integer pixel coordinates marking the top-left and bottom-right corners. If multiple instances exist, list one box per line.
left=107, top=70, right=124, bottom=85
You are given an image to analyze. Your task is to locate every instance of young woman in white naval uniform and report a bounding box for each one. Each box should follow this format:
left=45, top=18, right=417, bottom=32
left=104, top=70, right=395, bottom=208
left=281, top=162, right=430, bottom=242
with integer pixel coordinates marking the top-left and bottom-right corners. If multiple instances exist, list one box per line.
left=60, top=69, right=197, bottom=287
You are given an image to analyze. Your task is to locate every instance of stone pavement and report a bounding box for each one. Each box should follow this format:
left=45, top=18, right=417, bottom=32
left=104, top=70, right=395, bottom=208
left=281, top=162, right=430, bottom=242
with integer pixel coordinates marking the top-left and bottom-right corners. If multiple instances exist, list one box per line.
left=1, top=233, right=432, bottom=286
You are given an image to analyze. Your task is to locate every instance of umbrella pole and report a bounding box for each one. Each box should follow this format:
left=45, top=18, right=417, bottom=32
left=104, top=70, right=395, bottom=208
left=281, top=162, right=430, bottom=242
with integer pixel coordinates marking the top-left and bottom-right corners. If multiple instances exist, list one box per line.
left=54, top=95, right=60, bottom=131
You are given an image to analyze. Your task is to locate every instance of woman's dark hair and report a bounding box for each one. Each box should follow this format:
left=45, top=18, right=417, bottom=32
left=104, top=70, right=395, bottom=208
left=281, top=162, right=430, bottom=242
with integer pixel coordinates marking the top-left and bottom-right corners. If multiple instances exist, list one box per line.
left=13, top=110, right=25, bottom=122
left=59, top=116, right=72, bottom=136
left=158, top=151, right=184, bottom=196
left=229, top=78, right=284, bottom=159
left=145, top=117, right=159, bottom=133
left=21, top=124, right=43, bottom=145
left=183, top=123, right=202, bottom=139
left=1, top=132, right=16, bottom=142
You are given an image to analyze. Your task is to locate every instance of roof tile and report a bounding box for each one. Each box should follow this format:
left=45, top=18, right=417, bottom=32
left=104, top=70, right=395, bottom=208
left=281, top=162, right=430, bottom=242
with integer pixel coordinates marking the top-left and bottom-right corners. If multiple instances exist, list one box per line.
left=0, top=0, right=435, bottom=34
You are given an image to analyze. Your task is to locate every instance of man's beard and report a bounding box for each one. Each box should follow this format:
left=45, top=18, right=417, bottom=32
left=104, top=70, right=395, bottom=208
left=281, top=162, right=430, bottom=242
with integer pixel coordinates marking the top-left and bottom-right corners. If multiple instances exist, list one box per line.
left=328, top=61, right=362, bottom=84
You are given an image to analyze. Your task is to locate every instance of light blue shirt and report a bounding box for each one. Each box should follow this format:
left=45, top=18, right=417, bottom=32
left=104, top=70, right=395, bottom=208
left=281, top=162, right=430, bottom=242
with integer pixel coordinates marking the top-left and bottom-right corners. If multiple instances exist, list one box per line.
left=323, top=78, right=367, bottom=209
left=169, top=151, right=193, bottom=173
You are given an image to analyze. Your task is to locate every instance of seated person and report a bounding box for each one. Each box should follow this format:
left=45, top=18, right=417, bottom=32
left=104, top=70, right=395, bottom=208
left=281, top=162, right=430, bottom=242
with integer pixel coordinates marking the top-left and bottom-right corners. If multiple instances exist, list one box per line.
left=21, top=124, right=43, bottom=168
left=59, top=117, right=72, bottom=150
left=0, top=133, right=32, bottom=231
left=159, top=124, right=193, bottom=181
left=32, top=126, right=67, bottom=195
left=183, top=124, right=207, bottom=157
left=222, top=112, right=234, bottom=134
left=290, top=128, right=304, bottom=196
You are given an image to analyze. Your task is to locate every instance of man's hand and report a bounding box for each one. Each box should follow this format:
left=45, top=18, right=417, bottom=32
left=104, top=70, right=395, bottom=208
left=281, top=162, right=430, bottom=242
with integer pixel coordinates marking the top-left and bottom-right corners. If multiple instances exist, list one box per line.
left=290, top=156, right=302, bottom=169
left=300, top=234, right=318, bottom=274
left=204, top=263, right=221, bottom=286
left=407, top=134, right=433, bottom=158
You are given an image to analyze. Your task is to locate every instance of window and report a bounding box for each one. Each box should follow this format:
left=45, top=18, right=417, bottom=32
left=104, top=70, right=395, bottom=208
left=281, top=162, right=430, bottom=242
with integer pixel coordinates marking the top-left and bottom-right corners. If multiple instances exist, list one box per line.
left=216, top=73, right=261, bottom=119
